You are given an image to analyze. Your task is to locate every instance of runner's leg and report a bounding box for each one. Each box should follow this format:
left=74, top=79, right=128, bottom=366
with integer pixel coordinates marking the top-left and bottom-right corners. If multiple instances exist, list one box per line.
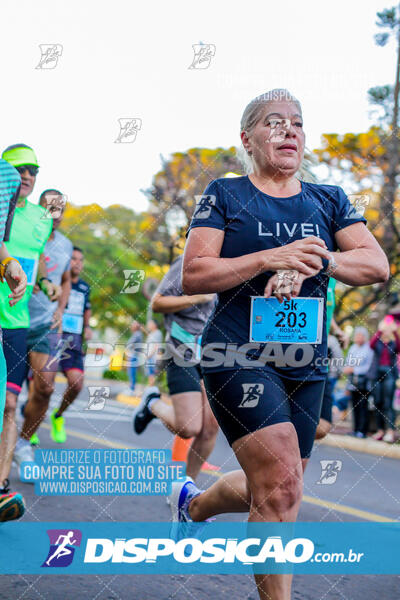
left=20, top=351, right=56, bottom=440
left=189, top=458, right=309, bottom=522
left=55, top=368, right=84, bottom=417
left=0, top=344, right=5, bottom=438
left=0, top=392, right=18, bottom=483
left=185, top=371, right=322, bottom=600
left=150, top=387, right=217, bottom=479
left=186, top=380, right=218, bottom=479
left=0, top=328, right=28, bottom=483
left=151, top=391, right=202, bottom=439
left=223, top=424, right=304, bottom=599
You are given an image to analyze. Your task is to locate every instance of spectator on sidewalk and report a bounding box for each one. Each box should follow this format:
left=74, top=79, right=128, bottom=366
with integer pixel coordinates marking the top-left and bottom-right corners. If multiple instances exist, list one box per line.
left=343, top=327, right=374, bottom=439
left=324, top=333, right=344, bottom=425
left=145, top=319, right=162, bottom=387
left=369, top=316, right=400, bottom=443
left=125, top=320, right=143, bottom=396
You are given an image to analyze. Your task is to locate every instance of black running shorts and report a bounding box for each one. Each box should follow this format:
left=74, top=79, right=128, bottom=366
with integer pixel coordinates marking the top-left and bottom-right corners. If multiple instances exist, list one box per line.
left=166, top=358, right=202, bottom=395
left=203, top=368, right=325, bottom=458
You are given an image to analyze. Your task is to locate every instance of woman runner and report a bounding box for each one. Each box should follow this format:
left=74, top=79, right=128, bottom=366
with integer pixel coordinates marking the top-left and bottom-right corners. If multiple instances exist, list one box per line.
left=172, top=89, right=389, bottom=600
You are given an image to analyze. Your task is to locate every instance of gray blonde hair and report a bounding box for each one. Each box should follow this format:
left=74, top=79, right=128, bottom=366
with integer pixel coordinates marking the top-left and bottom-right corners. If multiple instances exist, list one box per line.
left=237, top=88, right=311, bottom=178
left=354, top=326, right=369, bottom=342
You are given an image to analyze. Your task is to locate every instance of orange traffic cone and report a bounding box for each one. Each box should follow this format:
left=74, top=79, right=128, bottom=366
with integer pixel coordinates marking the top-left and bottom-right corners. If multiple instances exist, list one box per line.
left=172, top=435, right=192, bottom=462
left=171, top=435, right=221, bottom=472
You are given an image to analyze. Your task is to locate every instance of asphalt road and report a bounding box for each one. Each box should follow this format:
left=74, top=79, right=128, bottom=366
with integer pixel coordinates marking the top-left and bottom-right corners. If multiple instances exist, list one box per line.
left=2, top=381, right=400, bottom=600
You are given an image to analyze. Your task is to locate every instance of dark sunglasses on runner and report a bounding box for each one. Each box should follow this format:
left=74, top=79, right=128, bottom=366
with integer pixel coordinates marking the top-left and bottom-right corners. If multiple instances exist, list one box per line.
left=16, top=165, right=39, bottom=177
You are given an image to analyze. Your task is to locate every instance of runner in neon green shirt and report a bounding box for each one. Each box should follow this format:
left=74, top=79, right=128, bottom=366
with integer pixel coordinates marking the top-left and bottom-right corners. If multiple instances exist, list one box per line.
left=0, top=144, right=59, bottom=522
left=0, top=157, right=29, bottom=523
left=0, top=198, right=52, bottom=328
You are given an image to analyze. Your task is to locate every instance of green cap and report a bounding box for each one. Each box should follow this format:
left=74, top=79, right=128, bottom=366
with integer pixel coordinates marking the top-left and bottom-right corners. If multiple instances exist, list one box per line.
left=2, top=145, right=39, bottom=168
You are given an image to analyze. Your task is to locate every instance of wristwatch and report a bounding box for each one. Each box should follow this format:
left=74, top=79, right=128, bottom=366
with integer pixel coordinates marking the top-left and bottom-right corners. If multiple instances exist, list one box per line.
left=324, top=253, right=338, bottom=277
left=38, top=276, right=51, bottom=292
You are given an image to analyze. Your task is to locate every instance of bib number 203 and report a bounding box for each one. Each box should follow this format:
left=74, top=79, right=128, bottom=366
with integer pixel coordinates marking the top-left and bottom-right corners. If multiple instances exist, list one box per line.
left=275, top=300, right=306, bottom=329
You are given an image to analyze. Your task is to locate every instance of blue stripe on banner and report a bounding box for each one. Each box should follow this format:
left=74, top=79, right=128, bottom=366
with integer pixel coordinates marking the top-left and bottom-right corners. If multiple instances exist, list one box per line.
left=0, top=522, right=399, bottom=574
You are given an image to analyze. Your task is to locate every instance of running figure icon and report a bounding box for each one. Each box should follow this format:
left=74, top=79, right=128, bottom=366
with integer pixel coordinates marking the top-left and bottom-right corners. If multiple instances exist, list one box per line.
left=46, top=335, right=74, bottom=370
left=45, top=531, right=77, bottom=566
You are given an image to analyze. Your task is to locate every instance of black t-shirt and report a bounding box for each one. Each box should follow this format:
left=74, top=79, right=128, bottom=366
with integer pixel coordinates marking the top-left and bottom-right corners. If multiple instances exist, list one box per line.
left=187, top=176, right=367, bottom=380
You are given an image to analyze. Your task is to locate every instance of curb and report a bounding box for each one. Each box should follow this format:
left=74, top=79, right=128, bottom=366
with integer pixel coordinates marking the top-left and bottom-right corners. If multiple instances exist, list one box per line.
left=318, top=433, right=400, bottom=460
left=113, top=390, right=400, bottom=460
left=115, top=393, right=141, bottom=407
left=116, top=392, right=171, bottom=407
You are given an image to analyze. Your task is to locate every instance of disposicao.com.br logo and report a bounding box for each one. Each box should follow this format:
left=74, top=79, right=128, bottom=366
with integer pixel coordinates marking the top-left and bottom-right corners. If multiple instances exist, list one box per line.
left=81, top=535, right=362, bottom=566
left=34, top=524, right=370, bottom=575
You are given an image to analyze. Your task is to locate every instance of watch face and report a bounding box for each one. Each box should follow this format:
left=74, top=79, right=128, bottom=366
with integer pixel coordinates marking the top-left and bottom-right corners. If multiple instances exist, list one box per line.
left=327, top=256, right=338, bottom=275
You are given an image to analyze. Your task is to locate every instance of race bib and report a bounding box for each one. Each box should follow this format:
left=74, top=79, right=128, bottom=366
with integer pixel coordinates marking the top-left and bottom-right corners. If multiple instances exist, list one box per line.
left=14, top=256, right=38, bottom=286
left=62, top=313, right=84, bottom=334
left=66, top=289, right=85, bottom=316
left=250, top=297, right=324, bottom=345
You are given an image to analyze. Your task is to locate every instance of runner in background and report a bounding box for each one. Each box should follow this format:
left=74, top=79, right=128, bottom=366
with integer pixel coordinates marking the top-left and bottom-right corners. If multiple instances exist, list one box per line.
left=0, top=158, right=28, bottom=522
left=49, top=246, right=92, bottom=443
left=144, top=319, right=162, bottom=387
left=133, top=255, right=219, bottom=482
left=170, top=170, right=241, bottom=466
left=14, top=190, right=72, bottom=462
left=125, top=320, right=143, bottom=396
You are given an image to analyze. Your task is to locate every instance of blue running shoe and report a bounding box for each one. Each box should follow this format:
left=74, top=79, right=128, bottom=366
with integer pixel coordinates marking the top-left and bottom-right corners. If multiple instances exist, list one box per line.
left=170, top=477, right=212, bottom=549
left=170, top=476, right=201, bottom=522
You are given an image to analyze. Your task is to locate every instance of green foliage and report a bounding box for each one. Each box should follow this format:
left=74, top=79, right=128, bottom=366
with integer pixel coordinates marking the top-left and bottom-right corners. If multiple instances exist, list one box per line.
left=376, top=8, right=397, bottom=29
left=142, top=147, right=243, bottom=264
left=102, top=369, right=129, bottom=381
left=60, top=203, right=165, bottom=334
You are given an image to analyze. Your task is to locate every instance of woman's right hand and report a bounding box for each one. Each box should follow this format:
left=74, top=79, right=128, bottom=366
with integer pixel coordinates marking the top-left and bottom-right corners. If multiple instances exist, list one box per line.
left=265, top=236, right=331, bottom=276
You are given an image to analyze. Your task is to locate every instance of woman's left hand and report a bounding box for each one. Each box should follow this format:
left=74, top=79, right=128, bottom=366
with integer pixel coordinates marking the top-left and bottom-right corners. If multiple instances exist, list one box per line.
left=264, top=268, right=319, bottom=302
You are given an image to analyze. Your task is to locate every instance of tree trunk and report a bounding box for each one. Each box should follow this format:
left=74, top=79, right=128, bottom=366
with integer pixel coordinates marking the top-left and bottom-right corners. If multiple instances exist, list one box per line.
left=379, top=8, right=400, bottom=304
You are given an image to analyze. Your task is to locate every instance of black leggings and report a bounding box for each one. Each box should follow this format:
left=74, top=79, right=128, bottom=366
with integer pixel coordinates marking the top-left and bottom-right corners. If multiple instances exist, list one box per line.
left=373, top=367, right=396, bottom=430
left=350, top=388, right=369, bottom=435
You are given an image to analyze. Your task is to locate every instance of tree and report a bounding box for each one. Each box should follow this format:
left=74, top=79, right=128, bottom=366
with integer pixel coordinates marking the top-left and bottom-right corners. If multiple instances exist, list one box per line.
left=313, top=6, right=400, bottom=325
left=370, top=5, right=400, bottom=262
left=60, top=203, right=167, bottom=334
left=142, top=147, right=243, bottom=264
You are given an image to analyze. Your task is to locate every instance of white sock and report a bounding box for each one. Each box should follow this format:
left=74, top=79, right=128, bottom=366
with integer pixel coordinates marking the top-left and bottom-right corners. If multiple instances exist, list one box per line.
left=16, top=437, right=30, bottom=450
left=148, top=395, right=160, bottom=411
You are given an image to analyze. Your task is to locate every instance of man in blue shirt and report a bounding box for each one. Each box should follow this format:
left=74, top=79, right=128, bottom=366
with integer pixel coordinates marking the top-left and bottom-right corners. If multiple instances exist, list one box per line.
left=49, top=246, right=92, bottom=443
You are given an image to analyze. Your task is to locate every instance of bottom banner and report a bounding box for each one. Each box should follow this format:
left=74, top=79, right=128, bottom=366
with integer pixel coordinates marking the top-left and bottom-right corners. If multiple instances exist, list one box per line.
left=1, top=522, right=399, bottom=574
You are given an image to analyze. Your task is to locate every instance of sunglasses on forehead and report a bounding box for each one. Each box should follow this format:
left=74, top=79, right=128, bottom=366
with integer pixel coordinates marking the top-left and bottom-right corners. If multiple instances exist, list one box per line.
left=16, top=165, right=39, bottom=177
